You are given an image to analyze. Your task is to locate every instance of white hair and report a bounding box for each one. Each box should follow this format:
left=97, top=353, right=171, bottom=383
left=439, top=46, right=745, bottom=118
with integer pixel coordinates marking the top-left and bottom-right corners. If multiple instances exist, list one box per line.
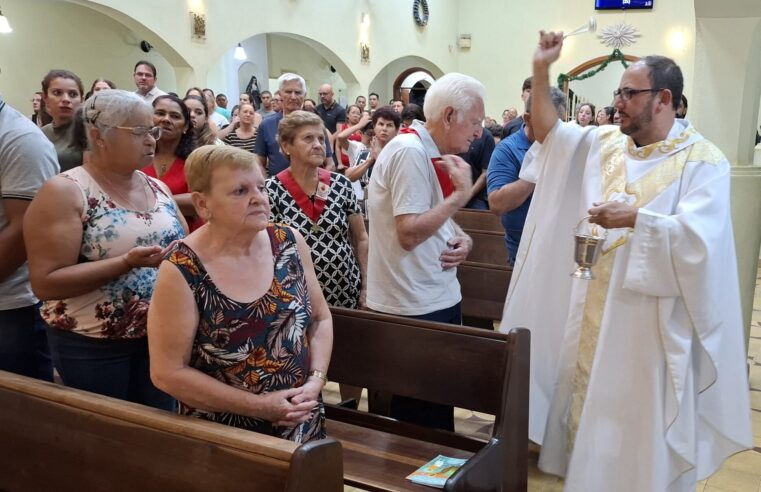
left=82, top=89, right=152, bottom=148
left=83, top=89, right=151, bottom=128
left=423, top=73, right=486, bottom=123
left=277, top=73, right=307, bottom=94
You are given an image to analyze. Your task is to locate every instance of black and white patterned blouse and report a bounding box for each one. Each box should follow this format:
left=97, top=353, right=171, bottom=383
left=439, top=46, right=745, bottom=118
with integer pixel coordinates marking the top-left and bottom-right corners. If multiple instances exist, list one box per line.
left=266, top=172, right=362, bottom=308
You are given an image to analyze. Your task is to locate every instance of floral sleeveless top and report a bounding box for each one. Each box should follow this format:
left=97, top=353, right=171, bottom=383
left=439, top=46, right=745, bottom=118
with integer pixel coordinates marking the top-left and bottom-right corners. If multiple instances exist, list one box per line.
left=167, top=225, right=326, bottom=443
left=41, top=167, right=185, bottom=339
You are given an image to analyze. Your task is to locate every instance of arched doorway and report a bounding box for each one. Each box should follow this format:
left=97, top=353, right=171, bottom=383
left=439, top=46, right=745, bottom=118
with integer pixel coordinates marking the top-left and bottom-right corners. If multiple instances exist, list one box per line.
left=559, top=52, right=640, bottom=121
left=209, top=32, right=360, bottom=110
left=394, top=69, right=435, bottom=106
left=368, top=55, right=444, bottom=106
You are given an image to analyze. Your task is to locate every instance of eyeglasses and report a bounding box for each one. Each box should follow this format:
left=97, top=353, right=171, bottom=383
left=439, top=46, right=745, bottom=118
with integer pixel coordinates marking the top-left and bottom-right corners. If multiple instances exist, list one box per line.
left=613, top=87, right=664, bottom=101
left=105, top=125, right=162, bottom=139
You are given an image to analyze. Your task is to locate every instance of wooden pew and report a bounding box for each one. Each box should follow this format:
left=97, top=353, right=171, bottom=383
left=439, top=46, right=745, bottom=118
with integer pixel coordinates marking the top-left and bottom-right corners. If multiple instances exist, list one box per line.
left=466, top=229, right=509, bottom=265
left=458, top=260, right=512, bottom=322
left=0, top=371, right=343, bottom=492
left=454, top=208, right=504, bottom=234
left=327, top=307, right=530, bottom=491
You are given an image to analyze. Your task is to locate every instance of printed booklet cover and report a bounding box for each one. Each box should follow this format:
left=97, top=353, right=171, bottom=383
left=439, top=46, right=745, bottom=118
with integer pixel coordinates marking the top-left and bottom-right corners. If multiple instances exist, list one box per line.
left=406, top=455, right=468, bottom=488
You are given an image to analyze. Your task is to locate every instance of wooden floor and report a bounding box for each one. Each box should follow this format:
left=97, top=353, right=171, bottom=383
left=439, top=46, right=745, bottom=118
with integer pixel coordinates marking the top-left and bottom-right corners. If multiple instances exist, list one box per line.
left=331, top=267, right=761, bottom=491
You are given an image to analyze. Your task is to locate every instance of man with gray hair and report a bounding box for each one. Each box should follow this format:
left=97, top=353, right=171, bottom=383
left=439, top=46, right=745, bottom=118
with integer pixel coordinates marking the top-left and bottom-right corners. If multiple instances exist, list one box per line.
left=487, top=87, right=567, bottom=265
left=254, top=73, right=334, bottom=177
left=366, top=72, right=484, bottom=430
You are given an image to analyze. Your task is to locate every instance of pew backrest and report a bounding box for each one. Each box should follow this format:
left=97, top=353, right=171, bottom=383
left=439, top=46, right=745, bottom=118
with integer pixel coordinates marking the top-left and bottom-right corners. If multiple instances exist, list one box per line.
left=0, top=371, right=343, bottom=492
left=327, top=308, right=530, bottom=491
left=453, top=209, right=503, bottom=234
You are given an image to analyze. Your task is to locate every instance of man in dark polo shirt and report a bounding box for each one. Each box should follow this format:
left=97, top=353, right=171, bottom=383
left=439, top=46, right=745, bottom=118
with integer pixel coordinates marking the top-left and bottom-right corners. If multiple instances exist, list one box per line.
left=254, top=73, right=334, bottom=177
left=316, top=83, right=346, bottom=133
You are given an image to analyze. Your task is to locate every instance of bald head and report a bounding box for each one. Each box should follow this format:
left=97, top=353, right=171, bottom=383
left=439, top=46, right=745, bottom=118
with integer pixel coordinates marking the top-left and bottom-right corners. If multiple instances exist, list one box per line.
left=318, top=84, right=334, bottom=106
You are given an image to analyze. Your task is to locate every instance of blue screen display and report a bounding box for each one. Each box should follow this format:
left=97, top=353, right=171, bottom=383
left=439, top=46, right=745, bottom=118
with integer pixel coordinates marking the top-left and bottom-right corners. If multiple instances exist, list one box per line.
left=595, top=0, right=653, bottom=9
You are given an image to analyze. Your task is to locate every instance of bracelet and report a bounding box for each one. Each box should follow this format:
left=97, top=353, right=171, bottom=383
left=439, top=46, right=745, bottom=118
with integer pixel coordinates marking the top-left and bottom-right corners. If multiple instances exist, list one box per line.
left=308, top=369, right=328, bottom=384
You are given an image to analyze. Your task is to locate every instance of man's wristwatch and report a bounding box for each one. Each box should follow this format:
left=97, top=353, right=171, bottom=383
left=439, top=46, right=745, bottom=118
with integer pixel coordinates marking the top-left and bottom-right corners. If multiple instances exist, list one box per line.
left=308, top=369, right=328, bottom=384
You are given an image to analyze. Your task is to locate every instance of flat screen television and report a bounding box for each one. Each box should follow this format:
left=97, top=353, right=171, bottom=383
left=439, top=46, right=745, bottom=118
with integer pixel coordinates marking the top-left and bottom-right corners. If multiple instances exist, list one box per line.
left=595, top=0, right=653, bottom=9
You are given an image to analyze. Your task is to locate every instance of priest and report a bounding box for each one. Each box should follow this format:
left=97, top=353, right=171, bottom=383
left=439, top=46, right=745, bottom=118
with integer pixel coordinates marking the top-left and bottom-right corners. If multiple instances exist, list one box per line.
left=500, top=31, right=753, bottom=491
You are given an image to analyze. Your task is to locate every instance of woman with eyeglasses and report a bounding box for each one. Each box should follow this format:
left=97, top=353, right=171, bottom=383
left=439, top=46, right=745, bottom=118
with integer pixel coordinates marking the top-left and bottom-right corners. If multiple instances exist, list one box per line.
left=23, top=89, right=188, bottom=410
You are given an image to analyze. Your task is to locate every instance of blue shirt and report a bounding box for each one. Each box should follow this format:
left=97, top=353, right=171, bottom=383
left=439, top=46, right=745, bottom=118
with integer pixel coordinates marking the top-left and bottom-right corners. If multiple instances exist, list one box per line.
left=486, top=124, right=533, bottom=262
left=254, top=112, right=334, bottom=177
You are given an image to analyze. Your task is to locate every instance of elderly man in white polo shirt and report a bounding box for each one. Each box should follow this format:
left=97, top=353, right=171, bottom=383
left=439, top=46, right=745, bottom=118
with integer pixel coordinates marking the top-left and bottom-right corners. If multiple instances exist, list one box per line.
left=366, top=73, right=485, bottom=430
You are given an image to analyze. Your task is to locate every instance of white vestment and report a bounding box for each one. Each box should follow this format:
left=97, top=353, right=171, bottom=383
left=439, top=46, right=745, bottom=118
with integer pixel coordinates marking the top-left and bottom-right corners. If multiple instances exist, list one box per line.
left=500, top=120, right=752, bottom=491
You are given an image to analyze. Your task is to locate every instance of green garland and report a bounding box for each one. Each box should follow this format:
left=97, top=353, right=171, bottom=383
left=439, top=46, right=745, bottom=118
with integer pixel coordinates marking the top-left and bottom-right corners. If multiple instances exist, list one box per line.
left=557, top=49, right=630, bottom=88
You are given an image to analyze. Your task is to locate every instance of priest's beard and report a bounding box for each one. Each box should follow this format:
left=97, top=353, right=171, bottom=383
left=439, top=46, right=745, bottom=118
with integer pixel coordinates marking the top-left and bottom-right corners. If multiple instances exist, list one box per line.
left=619, top=98, right=655, bottom=139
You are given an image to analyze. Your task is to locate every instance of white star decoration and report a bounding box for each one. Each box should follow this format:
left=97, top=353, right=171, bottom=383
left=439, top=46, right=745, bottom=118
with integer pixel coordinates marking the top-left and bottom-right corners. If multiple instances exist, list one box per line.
left=598, top=23, right=640, bottom=49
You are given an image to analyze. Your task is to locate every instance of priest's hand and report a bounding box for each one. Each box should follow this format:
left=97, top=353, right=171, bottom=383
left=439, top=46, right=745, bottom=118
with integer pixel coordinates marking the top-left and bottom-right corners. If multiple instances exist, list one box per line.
left=440, top=234, right=473, bottom=269
left=534, top=30, right=564, bottom=68
left=588, top=201, right=638, bottom=229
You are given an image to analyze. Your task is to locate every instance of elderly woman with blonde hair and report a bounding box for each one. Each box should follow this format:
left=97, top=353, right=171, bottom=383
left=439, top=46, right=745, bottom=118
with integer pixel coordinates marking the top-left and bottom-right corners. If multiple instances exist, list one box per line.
left=24, top=89, right=187, bottom=410
left=148, top=145, right=332, bottom=443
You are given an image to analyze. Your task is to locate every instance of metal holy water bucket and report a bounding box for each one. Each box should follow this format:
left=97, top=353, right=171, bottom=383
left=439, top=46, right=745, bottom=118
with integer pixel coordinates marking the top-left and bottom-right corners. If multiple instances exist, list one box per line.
left=571, top=215, right=607, bottom=280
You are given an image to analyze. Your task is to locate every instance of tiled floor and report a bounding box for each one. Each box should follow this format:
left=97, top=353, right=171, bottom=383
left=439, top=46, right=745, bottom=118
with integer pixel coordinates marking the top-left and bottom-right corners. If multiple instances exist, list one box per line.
left=333, top=268, right=761, bottom=491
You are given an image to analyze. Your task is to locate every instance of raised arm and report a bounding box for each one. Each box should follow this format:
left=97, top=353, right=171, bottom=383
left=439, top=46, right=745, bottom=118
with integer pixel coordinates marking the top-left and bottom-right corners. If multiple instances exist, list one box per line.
left=395, top=154, right=473, bottom=251
left=532, top=31, right=565, bottom=143
left=336, top=113, right=371, bottom=151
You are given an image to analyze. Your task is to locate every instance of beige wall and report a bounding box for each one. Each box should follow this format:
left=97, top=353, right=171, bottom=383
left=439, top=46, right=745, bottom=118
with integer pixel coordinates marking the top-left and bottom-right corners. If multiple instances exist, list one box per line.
left=692, top=16, right=761, bottom=165
left=456, top=0, right=696, bottom=121
left=0, top=0, right=176, bottom=111
left=266, top=34, right=349, bottom=104
left=2, top=0, right=758, bottom=165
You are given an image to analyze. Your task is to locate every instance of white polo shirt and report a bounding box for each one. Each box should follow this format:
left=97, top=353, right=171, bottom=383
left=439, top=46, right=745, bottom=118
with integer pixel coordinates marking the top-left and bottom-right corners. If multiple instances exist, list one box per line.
left=366, top=120, right=461, bottom=316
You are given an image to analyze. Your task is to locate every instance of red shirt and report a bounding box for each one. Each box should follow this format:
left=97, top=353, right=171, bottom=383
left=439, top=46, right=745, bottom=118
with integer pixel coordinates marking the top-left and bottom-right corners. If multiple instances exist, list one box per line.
left=142, top=158, right=188, bottom=194
left=142, top=158, right=203, bottom=231
left=338, top=123, right=362, bottom=166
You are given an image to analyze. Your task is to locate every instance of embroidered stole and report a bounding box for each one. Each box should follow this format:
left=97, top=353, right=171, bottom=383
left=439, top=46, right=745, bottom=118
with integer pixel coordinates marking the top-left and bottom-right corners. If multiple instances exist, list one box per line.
left=276, top=167, right=331, bottom=233
left=399, top=127, right=454, bottom=198
left=565, top=126, right=696, bottom=454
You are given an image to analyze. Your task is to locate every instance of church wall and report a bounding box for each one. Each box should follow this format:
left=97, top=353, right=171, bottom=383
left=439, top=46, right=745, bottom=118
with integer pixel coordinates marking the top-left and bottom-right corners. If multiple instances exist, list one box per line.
left=693, top=16, right=761, bottom=165
left=0, top=0, right=177, bottom=111
left=265, top=35, right=349, bottom=105
left=456, top=0, right=696, bottom=125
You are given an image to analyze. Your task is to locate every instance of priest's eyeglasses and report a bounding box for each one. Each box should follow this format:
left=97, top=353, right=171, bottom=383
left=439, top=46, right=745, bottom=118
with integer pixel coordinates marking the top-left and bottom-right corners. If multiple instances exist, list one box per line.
left=613, top=87, right=664, bottom=101
left=105, top=125, right=162, bottom=139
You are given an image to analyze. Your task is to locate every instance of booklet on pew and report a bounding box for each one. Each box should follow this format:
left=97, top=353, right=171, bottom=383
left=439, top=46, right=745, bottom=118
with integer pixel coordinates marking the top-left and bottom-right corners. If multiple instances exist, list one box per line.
left=406, top=455, right=468, bottom=488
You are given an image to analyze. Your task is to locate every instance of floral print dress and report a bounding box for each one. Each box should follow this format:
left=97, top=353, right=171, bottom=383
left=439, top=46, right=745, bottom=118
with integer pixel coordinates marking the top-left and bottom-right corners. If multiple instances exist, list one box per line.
left=41, top=167, right=185, bottom=339
left=167, top=224, right=326, bottom=443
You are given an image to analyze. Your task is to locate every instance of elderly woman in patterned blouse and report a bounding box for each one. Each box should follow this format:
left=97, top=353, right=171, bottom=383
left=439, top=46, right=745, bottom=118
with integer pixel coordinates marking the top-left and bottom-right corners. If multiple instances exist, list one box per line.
left=24, top=89, right=187, bottom=410
left=266, top=111, right=368, bottom=310
left=148, top=145, right=332, bottom=443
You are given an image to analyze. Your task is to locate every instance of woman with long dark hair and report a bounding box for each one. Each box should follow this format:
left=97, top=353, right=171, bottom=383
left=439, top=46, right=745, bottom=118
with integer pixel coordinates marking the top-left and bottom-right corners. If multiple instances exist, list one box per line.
left=142, top=94, right=200, bottom=229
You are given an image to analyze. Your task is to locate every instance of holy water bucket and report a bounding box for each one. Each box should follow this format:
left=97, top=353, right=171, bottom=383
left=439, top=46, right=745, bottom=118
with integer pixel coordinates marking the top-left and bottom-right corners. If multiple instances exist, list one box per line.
left=571, top=215, right=607, bottom=280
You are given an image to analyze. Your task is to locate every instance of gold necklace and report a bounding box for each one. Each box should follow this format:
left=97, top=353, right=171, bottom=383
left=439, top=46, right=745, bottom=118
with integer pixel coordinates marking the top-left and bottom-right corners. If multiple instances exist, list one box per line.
left=154, top=155, right=174, bottom=177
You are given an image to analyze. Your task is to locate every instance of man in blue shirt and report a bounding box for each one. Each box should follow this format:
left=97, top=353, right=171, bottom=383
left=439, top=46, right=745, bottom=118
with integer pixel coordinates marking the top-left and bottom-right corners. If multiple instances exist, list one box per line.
left=254, top=73, right=334, bottom=177
left=487, top=87, right=567, bottom=264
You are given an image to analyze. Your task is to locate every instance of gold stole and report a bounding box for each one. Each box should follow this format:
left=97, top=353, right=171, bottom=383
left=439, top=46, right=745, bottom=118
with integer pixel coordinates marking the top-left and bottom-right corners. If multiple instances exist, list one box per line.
left=565, top=126, right=695, bottom=454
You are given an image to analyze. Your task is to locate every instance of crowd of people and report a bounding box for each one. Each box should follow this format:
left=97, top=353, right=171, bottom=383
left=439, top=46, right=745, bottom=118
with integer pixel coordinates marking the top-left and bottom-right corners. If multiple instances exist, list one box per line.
left=0, top=28, right=752, bottom=492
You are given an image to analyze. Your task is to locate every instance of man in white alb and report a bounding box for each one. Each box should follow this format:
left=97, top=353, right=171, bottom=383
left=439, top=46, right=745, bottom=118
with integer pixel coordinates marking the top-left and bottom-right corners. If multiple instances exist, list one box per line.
left=499, top=31, right=752, bottom=491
